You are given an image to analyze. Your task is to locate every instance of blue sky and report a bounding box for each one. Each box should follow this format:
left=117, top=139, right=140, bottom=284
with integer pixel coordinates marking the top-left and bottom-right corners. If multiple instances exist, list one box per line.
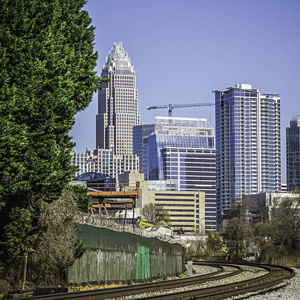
left=70, top=0, right=300, bottom=182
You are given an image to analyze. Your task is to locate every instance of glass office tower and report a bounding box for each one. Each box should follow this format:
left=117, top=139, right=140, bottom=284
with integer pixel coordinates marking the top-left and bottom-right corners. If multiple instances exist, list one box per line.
left=133, top=124, right=155, bottom=173
left=146, top=117, right=214, bottom=180
left=96, top=42, right=140, bottom=155
left=143, top=117, right=216, bottom=231
left=214, top=84, right=281, bottom=225
left=286, top=115, right=300, bottom=191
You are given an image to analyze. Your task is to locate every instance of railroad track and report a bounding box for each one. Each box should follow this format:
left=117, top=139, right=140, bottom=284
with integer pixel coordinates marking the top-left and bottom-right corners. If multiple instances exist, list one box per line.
left=129, top=262, right=295, bottom=300
left=16, top=262, right=294, bottom=300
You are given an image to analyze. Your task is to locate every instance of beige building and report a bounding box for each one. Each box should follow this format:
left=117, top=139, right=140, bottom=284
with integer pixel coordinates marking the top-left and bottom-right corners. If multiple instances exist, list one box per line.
left=151, top=190, right=206, bottom=234
left=119, top=172, right=206, bottom=234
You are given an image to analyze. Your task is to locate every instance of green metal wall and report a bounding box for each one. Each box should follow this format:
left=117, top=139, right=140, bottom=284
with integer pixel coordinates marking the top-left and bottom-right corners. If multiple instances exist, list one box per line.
left=68, top=224, right=184, bottom=284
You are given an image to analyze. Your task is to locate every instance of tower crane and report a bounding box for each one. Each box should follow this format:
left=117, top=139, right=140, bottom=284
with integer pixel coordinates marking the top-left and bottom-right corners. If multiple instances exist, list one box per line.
left=147, top=102, right=215, bottom=117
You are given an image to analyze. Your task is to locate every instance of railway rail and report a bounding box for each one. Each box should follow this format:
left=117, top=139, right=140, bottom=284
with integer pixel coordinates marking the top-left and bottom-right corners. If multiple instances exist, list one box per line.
left=15, top=262, right=294, bottom=300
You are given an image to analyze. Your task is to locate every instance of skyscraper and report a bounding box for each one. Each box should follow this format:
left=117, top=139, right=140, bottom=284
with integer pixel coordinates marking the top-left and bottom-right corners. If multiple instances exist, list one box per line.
left=96, top=42, right=140, bottom=155
left=214, top=84, right=281, bottom=225
left=138, top=117, right=216, bottom=231
left=286, top=115, right=300, bottom=191
left=133, top=124, right=155, bottom=173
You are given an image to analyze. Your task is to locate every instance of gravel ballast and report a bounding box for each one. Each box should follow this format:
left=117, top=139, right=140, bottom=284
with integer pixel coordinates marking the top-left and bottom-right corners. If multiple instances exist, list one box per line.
left=226, top=267, right=300, bottom=300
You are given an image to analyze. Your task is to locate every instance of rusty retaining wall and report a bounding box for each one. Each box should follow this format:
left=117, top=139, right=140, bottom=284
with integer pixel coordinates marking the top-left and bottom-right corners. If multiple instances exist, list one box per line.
left=68, top=224, right=185, bottom=284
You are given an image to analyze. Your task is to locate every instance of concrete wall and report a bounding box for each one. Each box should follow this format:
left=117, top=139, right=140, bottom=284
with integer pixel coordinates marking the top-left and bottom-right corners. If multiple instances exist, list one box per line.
left=68, top=224, right=185, bottom=284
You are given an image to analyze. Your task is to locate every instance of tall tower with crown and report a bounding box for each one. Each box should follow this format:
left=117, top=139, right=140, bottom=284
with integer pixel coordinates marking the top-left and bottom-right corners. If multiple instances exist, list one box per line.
left=96, top=43, right=140, bottom=155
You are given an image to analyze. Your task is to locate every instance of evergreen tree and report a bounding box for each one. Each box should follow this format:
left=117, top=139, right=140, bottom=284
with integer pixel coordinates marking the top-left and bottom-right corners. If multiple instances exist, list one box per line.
left=0, top=0, right=100, bottom=265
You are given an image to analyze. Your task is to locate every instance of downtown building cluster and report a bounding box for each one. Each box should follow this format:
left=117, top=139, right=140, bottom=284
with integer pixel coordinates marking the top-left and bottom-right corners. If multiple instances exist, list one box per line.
left=134, top=117, right=216, bottom=231
left=71, top=42, right=300, bottom=231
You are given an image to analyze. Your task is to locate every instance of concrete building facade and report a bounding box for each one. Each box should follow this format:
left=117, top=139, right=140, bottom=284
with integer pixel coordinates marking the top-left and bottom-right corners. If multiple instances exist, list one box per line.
left=71, top=148, right=139, bottom=178
left=286, top=115, right=300, bottom=191
left=152, top=190, right=206, bottom=234
left=119, top=172, right=206, bottom=234
left=214, top=84, right=281, bottom=225
left=96, top=42, right=140, bottom=155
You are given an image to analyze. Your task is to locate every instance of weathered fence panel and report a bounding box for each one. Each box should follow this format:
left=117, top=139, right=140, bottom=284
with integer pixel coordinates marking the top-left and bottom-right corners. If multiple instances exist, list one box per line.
left=68, top=224, right=185, bottom=284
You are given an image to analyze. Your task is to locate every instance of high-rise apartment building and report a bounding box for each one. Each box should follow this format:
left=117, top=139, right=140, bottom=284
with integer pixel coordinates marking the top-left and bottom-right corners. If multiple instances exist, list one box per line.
left=286, top=115, right=300, bottom=191
left=214, top=84, right=281, bottom=225
left=138, top=117, right=216, bottom=231
left=96, top=42, right=140, bottom=155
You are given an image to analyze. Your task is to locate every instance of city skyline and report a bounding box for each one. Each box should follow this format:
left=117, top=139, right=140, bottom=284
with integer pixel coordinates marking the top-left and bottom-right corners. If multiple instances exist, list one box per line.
left=70, top=0, right=300, bottom=182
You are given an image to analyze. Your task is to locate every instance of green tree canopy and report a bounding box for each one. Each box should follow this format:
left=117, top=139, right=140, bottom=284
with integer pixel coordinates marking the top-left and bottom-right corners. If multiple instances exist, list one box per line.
left=0, top=0, right=99, bottom=266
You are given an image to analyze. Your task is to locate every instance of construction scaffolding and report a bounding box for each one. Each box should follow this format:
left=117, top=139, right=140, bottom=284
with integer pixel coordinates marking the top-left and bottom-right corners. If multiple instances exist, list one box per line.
left=87, top=182, right=139, bottom=225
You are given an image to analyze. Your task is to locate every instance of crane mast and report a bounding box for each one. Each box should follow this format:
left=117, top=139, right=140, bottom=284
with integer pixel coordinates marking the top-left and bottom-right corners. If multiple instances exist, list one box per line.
left=147, top=102, right=215, bottom=117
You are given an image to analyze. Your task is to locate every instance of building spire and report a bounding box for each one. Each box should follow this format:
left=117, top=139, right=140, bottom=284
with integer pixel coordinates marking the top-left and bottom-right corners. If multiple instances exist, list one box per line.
left=103, top=42, right=133, bottom=72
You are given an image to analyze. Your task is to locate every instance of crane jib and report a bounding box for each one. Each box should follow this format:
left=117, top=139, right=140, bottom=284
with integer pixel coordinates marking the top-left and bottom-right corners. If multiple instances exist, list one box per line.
left=146, top=102, right=215, bottom=117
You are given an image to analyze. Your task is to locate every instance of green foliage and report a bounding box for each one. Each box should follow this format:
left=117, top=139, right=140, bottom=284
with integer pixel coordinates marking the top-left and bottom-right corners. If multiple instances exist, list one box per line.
left=73, top=239, right=87, bottom=261
left=0, top=0, right=99, bottom=281
left=141, top=203, right=172, bottom=227
left=69, top=184, right=92, bottom=211
left=185, top=233, right=225, bottom=261
left=0, top=207, right=38, bottom=261
left=222, top=218, right=253, bottom=260
left=206, top=231, right=222, bottom=252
